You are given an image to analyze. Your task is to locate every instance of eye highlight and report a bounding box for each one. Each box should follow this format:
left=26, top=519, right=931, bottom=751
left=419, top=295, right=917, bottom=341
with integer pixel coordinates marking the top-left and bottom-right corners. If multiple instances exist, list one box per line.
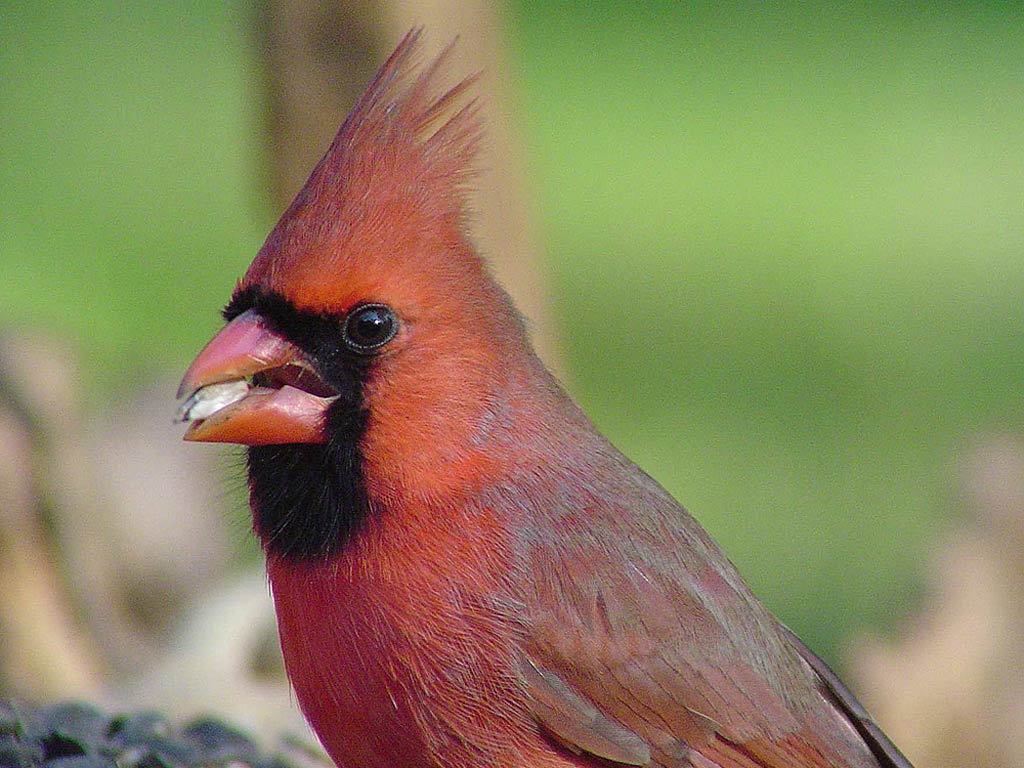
left=343, top=304, right=398, bottom=353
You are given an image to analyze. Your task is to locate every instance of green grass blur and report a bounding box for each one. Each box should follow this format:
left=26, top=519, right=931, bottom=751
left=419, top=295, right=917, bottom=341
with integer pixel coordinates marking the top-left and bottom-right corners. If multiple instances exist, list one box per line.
left=3, top=2, right=1023, bottom=662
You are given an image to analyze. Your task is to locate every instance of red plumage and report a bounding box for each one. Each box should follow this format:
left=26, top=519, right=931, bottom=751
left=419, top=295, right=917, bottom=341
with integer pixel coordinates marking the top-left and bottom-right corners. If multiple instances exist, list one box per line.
left=178, top=30, right=913, bottom=768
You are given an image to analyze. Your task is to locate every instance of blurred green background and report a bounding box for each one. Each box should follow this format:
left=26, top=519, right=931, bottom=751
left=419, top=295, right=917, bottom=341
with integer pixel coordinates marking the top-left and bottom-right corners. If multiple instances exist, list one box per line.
left=3, top=1, right=1022, bottom=663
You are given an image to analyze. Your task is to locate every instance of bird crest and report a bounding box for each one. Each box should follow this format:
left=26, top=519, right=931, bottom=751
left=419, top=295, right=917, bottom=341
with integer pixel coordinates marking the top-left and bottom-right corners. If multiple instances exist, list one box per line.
left=242, top=29, right=483, bottom=308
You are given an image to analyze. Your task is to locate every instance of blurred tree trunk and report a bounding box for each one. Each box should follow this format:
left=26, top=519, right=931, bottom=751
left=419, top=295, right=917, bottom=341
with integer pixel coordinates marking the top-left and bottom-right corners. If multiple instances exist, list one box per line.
left=258, top=0, right=564, bottom=374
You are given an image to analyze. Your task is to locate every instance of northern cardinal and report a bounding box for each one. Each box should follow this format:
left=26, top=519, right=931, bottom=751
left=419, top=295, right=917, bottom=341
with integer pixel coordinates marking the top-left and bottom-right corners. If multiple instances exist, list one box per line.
left=177, top=30, right=913, bottom=768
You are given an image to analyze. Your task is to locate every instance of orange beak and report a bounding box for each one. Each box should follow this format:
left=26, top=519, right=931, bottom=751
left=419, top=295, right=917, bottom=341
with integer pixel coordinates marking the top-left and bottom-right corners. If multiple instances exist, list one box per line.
left=176, top=309, right=335, bottom=445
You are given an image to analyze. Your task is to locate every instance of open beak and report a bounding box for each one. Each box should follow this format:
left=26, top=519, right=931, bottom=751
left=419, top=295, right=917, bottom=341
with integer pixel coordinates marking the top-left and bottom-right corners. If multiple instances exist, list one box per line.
left=176, top=309, right=336, bottom=445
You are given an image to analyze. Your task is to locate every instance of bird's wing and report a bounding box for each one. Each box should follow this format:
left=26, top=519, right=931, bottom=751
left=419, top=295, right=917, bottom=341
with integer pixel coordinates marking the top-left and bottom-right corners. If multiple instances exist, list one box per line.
left=520, top=532, right=891, bottom=768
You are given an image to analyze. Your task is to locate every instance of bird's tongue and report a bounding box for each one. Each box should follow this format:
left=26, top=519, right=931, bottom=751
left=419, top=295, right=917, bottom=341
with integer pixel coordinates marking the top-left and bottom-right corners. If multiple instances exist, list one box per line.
left=176, top=309, right=336, bottom=445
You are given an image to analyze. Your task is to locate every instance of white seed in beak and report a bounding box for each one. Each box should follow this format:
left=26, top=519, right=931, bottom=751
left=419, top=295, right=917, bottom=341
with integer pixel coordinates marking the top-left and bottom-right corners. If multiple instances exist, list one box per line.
left=175, top=379, right=250, bottom=423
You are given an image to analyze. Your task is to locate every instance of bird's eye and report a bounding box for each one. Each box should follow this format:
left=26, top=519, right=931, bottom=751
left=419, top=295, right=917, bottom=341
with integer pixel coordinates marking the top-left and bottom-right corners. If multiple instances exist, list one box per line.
left=343, top=304, right=398, bottom=353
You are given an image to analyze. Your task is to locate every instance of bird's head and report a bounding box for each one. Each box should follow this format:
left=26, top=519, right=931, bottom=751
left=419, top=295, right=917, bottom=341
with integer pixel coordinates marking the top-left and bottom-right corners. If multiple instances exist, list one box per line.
left=177, top=32, right=541, bottom=558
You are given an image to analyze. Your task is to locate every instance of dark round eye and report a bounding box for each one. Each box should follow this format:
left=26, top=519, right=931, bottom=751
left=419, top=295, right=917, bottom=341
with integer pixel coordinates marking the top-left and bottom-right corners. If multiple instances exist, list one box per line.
left=343, top=303, right=398, bottom=353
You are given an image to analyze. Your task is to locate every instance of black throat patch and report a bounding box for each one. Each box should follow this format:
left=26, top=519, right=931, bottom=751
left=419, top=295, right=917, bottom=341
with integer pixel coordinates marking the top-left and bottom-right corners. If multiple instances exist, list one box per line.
left=224, top=286, right=373, bottom=561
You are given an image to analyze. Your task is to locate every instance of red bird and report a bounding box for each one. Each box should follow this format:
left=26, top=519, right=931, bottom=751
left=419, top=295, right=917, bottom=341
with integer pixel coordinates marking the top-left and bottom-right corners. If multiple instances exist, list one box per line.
left=177, top=31, right=913, bottom=768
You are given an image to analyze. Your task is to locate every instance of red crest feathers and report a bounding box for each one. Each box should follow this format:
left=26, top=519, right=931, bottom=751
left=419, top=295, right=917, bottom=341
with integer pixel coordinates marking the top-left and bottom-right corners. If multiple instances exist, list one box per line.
left=241, top=29, right=484, bottom=309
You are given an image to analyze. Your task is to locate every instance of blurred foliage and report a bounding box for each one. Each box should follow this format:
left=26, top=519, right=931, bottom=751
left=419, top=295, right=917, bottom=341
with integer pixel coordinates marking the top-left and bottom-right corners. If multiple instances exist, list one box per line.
left=2, top=1, right=1022, bottom=662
